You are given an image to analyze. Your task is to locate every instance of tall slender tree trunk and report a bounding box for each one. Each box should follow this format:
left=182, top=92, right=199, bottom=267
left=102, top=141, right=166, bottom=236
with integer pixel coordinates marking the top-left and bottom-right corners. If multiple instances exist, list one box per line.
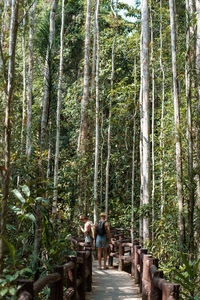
left=131, top=56, right=137, bottom=242
left=93, top=0, right=100, bottom=223
left=185, top=0, right=195, bottom=254
left=26, top=1, right=36, bottom=160
left=160, top=0, right=165, bottom=216
left=150, top=0, right=155, bottom=240
left=105, top=0, right=118, bottom=216
left=0, top=0, right=19, bottom=271
left=195, top=0, right=200, bottom=264
left=105, top=34, right=116, bottom=216
left=21, top=13, right=26, bottom=151
left=141, top=0, right=150, bottom=243
left=77, top=0, right=92, bottom=153
left=40, top=0, right=58, bottom=152
left=35, top=0, right=58, bottom=262
left=139, top=31, right=143, bottom=244
left=169, top=0, right=185, bottom=248
left=77, top=0, right=92, bottom=209
left=91, top=0, right=97, bottom=99
left=100, top=112, right=104, bottom=209
left=53, top=0, right=65, bottom=214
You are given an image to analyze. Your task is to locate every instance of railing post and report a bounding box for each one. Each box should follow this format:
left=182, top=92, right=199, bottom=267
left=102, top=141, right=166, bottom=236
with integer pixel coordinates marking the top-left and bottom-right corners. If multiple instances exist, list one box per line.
left=142, top=254, right=152, bottom=300
left=131, top=242, right=138, bottom=277
left=139, top=248, right=148, bottom=293
left=118, top=239, right=125, bottom=271
left=50, top=266, right=64, bottom=300
left=149, top=264, right=163, bottom=300
left=109, top=242, right=114, bottom=267
left=149, top=259, right=163, bottom=300
left=134, top=245, right=141, bottom=284
left=85, top=246, right=92, bottom=292
left=66, top=256, right=77, bottom=300
left=77, top=251, right=86, bottom=300
left=162, top=282, right=179, bottom=300
left=17, top=280, right=34, bottom=300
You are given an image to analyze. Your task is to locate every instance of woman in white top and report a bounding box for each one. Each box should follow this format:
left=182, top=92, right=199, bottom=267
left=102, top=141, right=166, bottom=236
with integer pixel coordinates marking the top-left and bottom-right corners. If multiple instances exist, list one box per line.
left=80, top=215, right=93, bottom=243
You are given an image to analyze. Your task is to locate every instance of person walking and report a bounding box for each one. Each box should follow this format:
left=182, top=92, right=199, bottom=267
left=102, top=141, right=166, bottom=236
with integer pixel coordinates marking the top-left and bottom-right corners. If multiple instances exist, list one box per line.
left=96, top=212, right=111, bottom=270
left=79, top=215, right=93, bottom=243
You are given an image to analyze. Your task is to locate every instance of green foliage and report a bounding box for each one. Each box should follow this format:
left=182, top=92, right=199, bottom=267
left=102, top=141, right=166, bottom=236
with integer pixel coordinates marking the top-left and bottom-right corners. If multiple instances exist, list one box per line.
left=1, top=0, right=200, bottom=295
left=0, top=267, right=33, bottom=299
left=173, top=254, right=200, bottom=299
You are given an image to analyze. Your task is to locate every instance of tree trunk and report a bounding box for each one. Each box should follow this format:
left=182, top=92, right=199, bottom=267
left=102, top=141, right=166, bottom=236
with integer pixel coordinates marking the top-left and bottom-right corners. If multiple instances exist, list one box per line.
left=77, top=0, right=92, bottom=153
left=131, top=56, right=137, bottom=242
left=169, top=0, right=185, bottom=248
left=21, top=12, right=26, bottom=152
left=77, top=0, right=92, bottom=209
left=105, top=34, right=116, bottom=216
left=40, top=0, right=58, bottom=152
left=100, top=112, right=104, bottom=209
left=35, top=0, right=58, bottom=262
left=141, top=0, right=150, bottom=243
left=160, top=0, right=165, bottom=216
left=185, top=0, right=195, bottom=254
left=93, top=0, right=100, bottom=223
left=53, top=0, right=65, bottom=214
left=195, top=0, right=200, bottom=265
left=26, top=1, right=36, bottom=160
left=139, top=30, right=143, bottom=244
left=150, top=0, right=155, bottom=240
left=91, top=0, right=97, bottom=99
left=0, top=0, right=19, bottom=271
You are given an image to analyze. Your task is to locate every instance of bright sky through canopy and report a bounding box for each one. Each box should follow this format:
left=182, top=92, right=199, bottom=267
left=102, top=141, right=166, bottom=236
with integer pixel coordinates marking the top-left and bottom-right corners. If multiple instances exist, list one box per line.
left=120, top=0, right=135, bottom=5
left=119, top=0, right=137, bottom=23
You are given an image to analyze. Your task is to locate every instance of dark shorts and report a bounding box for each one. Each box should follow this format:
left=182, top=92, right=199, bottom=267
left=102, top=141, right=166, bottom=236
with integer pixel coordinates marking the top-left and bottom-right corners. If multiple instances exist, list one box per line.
left=96, top=235, right=108, bottom=248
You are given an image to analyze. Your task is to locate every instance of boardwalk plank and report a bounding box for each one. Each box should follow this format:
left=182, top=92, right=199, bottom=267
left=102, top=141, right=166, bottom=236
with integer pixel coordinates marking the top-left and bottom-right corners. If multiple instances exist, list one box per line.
left=86, top=261, right=142, bottom=300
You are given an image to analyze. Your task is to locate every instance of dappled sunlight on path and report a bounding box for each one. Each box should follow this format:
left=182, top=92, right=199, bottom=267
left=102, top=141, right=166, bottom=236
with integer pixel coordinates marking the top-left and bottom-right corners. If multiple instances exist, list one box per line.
left=86, top=261, right=142, bottom=300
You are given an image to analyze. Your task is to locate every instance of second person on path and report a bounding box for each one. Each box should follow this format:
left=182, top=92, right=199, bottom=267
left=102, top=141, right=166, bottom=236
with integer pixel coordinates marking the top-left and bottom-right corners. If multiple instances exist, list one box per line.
left=96, top=212, right=111, bottom=270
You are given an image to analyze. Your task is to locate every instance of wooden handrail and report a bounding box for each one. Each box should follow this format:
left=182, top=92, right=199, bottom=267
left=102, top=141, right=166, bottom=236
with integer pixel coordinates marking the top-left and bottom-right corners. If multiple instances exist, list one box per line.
left=108, top=232, right=180, bottom=300
left=17, top=229, right=180, bottom=299
left=34, top=273, right=61, bottom=294
left=17, top=243, right=92, bottom=300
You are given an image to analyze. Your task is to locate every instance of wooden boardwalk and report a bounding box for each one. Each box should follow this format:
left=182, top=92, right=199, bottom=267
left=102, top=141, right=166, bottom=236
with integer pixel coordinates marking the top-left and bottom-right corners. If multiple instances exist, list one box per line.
left=86, top=261, right=142, bottom=300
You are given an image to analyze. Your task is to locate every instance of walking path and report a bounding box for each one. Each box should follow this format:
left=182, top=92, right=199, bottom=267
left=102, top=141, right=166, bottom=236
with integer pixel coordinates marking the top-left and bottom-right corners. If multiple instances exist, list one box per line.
left=86, top=261, right=142, bottom=300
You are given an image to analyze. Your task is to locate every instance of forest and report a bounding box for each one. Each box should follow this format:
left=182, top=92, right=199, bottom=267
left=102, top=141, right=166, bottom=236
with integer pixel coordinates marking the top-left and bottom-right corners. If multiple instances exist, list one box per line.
left=0, top=0, right=200, bottom=298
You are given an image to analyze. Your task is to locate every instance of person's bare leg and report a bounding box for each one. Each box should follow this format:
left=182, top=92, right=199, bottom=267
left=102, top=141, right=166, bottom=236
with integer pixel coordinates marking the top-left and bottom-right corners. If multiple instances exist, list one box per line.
left=103, top=248, right=107, bottom=268
left=98, top=247, right=102, bottom=268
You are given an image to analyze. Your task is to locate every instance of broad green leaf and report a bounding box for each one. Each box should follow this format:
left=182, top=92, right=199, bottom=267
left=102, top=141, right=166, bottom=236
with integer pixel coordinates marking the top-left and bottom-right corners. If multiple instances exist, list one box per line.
left=12, top=189, right=25, bottom=204
left=0, top=288, right=8, bottom=296
left=11, top=206, right=23, bottom=215
left=21, top=185, right=30, bottom=197
left=24, top=213, right=36, bottom=222
left=19, top=268, right=32, bottom=275
left=36, top=197, right=44, bottom=202
left=36, top=197, right=49, bottom=205
left=9, top=287, right=16, bottom=296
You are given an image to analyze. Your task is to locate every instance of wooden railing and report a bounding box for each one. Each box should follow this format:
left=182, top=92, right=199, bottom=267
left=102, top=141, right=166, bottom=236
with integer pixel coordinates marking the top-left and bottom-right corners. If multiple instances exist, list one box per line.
left=17, top=229, right=180, bottom=300
left=17, top=243, right=92, bottom=300
left=109, top=231, right=180, bottom=300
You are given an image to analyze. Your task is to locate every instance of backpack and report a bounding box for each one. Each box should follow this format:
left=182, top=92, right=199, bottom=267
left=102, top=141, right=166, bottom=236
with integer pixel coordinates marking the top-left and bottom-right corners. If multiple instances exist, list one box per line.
left=96, top=220, right=107, bottom=236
